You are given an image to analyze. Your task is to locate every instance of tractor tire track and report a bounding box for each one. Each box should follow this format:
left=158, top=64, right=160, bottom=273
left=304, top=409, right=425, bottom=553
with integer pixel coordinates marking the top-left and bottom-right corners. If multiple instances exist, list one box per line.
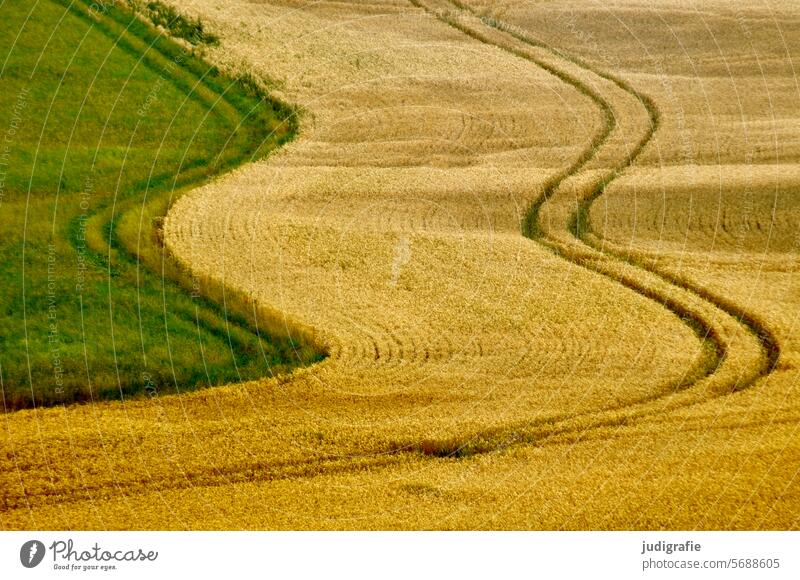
left=457, top=3, right=781, bottom=381
left=394, top=0, right=780, bottom=457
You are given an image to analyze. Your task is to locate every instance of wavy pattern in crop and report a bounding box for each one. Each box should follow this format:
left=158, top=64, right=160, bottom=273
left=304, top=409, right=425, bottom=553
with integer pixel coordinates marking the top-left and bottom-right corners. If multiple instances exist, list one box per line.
left=390, top=0, right=781, bottom=458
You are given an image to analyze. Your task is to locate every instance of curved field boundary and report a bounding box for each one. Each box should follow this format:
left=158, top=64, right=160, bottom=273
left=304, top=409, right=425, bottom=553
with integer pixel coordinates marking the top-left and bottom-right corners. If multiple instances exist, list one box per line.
left=0, top=0, right=327, bottom=409
left=393, top=0, right=781, bottom=458
left=96, top=2, right=330, bottom=384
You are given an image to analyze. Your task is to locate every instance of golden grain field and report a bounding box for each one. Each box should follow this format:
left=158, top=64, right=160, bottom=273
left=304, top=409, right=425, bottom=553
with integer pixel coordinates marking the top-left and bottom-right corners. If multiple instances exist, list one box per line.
left=2, top=0, right=799, bottom=529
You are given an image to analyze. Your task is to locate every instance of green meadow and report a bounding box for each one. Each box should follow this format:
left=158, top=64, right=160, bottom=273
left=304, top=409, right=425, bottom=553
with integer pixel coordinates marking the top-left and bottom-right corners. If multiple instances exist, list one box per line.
left=0, top=0, right=323, bottom=409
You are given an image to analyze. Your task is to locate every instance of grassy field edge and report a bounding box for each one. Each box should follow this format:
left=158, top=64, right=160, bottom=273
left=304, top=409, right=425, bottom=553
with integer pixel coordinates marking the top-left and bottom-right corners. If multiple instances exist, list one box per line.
left=1, top=0, right=327, bottom=410
left=71, top=0, right=330, bottom=394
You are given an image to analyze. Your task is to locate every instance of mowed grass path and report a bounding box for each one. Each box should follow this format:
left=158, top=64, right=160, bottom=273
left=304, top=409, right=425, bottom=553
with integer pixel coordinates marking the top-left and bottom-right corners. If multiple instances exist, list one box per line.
left=0, top=0, right=322, bottom=409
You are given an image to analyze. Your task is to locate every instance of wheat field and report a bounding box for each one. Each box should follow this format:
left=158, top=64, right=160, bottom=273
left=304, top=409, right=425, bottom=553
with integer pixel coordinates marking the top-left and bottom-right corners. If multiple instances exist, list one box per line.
left=2, top=0, right=799, bottom=529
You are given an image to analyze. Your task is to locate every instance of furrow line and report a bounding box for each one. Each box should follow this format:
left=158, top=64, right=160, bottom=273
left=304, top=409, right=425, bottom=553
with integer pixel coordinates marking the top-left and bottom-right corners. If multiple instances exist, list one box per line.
left=394, top=0, right=779, bottom=458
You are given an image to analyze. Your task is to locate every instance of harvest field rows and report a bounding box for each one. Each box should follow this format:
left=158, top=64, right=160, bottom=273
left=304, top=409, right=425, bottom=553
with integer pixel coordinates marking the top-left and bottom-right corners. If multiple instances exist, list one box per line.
left=1, top=0, right=799, bottom=529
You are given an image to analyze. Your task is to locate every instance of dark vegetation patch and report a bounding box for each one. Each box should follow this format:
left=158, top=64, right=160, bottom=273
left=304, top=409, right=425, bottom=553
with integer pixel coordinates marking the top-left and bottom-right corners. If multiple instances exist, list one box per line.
left=134, top=0, right=219, bottom=46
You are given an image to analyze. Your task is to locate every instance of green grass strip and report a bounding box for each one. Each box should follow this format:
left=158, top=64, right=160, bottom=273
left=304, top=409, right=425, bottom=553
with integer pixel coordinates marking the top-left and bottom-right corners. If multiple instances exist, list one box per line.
left=0, top=0, right=325, bottom=410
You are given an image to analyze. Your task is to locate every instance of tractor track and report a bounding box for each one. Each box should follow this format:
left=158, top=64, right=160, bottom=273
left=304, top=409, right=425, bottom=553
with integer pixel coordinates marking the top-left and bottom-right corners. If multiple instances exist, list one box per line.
left=393, top=0, right=782, bottom=457
left=447, top=0, right=779, bottom=379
